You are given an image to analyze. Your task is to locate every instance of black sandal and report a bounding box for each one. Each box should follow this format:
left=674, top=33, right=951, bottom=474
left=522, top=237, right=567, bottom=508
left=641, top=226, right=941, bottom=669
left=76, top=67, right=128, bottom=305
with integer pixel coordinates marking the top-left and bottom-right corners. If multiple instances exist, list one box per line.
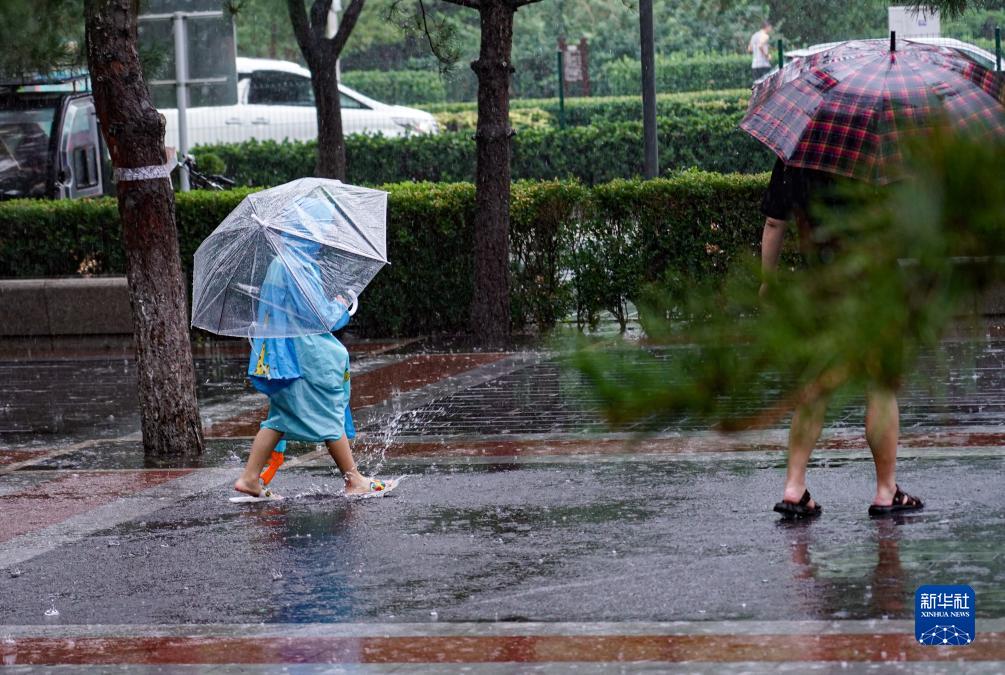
left=868, top=484, right=924, bottom=517
left=774, top=489, right=822, bottom=519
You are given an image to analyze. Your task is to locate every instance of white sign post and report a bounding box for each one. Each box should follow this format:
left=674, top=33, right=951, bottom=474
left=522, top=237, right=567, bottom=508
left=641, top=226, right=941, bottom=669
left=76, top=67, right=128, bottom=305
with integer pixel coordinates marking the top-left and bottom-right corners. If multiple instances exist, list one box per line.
left=139, top=10, right=225, bottom=191
left=888, top=5, right=941, bottom=38
left=137, top=3, right=235, bottom=190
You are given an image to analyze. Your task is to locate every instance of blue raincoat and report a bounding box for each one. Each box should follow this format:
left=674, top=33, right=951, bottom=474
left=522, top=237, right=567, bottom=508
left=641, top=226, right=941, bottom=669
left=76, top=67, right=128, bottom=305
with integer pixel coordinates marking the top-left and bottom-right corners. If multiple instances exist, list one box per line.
left=246, top=207, right=356, bottom=447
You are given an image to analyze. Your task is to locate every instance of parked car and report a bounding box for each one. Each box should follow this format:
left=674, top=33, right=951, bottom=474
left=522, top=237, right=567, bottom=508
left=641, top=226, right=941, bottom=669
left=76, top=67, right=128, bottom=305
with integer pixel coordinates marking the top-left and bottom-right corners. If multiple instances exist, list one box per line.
left=160, top=57, right=438, bottom=148
left=785, top=37, right=998, bottom=70
left=0, top=81, right=108, bottom=200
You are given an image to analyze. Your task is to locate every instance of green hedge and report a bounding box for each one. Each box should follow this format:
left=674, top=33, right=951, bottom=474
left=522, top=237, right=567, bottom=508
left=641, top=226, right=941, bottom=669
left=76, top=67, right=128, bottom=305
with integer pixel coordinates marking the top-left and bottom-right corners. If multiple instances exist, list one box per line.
left=429, top=89, right=752, bottom=130
left=196, top=115, right=772, bottom=187
left=340, top=56, right=754, bottom=105
left=342, top=70, right=449, bottom=105
left=0, top=173, right=769, bottom=336
left=599, top=54, right=753, bottom=96
left=341, top=69, right=478, bottom=105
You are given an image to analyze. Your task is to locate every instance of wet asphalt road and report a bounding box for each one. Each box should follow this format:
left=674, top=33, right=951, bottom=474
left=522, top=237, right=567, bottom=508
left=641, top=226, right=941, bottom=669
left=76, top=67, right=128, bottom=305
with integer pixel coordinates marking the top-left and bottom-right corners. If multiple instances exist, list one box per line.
left=2, top=449, right=1002, bottom=626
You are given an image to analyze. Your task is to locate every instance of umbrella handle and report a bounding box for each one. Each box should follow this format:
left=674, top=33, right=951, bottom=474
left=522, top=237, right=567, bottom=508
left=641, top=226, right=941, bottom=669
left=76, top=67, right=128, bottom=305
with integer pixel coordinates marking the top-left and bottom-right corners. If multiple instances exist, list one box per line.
left=347, top=290, right=358, bottom=317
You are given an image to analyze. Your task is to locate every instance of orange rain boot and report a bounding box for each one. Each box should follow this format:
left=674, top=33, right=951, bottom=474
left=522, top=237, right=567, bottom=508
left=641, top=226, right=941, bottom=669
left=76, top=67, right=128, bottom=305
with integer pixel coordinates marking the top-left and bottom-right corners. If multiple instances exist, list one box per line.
left=259, top=451, right=285, bottom=486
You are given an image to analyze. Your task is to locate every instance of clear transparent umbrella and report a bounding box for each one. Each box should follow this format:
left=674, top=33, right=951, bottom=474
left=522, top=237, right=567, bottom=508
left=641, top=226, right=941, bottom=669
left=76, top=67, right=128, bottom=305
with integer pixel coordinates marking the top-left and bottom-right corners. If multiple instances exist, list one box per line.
left=191, top=178, right=388, bottom=338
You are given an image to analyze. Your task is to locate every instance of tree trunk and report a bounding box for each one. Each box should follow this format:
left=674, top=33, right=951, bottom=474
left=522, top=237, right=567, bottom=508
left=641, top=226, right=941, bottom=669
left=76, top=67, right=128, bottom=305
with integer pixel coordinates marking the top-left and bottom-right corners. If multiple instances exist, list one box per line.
left=311, top=51, right=347, bottom=179
left=469, top=0, right=514, bottom=343
left=85, top=0, right=204, bottom=460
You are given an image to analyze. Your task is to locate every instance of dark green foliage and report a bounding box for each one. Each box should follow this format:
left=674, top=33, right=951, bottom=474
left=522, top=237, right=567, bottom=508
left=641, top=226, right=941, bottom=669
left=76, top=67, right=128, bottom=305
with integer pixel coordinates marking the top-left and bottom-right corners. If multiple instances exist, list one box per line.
left=195, top=115, right=773, bottom=187
left=572, top=172, right=768, bottom=331
left=0, top=172, right=771, bottom=336
left=598, top=54, right=754, bottom=96
left=341, top=69, right=453, bottom=104
left=340, top=56, right=755, bottom=105
left=509, top=181, right=589, bottom=332
left=0, top=0, right=82, bottom=80
left=765, top=1, right=887, bottom=45
left=363, top=181, right=476, bottom=336
left=427, top=89, right=752, bottom=129
left=572, top=130, right=1005, bottom=432
left=0, top=196, right=123, bottom=278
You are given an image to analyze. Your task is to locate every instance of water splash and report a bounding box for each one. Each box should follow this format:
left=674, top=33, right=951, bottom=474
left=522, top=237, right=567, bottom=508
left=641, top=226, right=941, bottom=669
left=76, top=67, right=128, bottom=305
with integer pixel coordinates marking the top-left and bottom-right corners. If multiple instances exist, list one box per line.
left=354, top=405, right=443, bottom=477
left=43, top=598, right=59, bottom=617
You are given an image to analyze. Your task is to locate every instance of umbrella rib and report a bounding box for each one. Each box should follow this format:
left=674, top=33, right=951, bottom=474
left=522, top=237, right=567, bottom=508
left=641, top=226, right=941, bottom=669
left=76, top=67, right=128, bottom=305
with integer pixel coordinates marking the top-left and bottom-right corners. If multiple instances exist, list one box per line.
left=906, top=49, right=1004, bottom=127
left=192, top=227, right=259, bottom=326
left=211, top=229, right=280, bottom=338
left=323, top=191, right=386, bottom=262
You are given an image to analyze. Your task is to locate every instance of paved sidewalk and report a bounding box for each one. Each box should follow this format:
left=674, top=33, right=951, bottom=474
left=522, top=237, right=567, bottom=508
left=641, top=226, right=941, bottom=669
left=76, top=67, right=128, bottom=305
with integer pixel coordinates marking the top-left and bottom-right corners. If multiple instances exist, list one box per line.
left=1, top=338, right=1003, bottom=671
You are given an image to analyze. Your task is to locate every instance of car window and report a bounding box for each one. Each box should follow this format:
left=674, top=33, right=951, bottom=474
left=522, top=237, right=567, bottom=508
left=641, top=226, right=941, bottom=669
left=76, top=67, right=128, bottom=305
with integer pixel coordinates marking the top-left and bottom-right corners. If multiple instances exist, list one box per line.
left=968, top=52, right=995, bottom=70
left=62, top=99, right=100, bottom=189
left=340, top=93, right=369, bottom=110
left=0, top=101, right=56, bottom=198
left=248, top=71, right=314, bottom=106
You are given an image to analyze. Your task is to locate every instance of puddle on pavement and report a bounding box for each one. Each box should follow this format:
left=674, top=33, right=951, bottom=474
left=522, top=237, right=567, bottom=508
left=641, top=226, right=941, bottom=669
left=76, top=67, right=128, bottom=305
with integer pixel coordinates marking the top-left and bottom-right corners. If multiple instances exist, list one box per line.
left=2, top=455, right=1002, bottom=626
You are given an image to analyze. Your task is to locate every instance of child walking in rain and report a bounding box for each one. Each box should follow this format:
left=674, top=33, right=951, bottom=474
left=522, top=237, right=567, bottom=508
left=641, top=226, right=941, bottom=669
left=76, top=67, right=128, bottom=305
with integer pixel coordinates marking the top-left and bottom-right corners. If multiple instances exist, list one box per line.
left=232, top=199, right=392, bottom=499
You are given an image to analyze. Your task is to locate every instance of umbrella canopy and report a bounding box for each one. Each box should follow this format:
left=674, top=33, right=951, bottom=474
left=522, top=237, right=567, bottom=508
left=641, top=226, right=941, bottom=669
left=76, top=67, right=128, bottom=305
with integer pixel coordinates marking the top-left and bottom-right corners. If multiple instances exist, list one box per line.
left=741, top=38, right=1005, bottom=183
left=192, top=178, right=388, bottom=338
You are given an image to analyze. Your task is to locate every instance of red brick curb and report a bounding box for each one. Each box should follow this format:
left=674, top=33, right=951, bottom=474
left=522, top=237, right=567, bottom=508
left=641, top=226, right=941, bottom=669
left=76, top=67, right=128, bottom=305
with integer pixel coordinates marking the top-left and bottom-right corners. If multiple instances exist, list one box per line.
left=5, top=632, right=1002, bottom=665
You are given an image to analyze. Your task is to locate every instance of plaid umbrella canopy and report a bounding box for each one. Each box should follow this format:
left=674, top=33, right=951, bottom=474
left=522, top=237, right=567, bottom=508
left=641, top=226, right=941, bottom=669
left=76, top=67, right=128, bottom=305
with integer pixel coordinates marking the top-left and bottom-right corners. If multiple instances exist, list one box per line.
left=741, top=37, right=1005, bottom=183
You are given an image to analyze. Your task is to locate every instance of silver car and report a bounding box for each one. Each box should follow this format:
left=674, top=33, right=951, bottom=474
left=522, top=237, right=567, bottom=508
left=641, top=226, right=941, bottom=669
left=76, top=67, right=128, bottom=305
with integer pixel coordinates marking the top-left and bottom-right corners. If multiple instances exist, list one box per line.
left=161, top=57, right=438, bottom=148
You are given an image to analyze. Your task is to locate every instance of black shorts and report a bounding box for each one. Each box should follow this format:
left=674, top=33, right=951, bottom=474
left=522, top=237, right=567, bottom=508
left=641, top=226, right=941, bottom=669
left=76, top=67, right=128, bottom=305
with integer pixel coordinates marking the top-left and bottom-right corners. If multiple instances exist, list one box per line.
left=752, top=66, right=772, bottom=81
left=760, top=158, right=836, bottom=225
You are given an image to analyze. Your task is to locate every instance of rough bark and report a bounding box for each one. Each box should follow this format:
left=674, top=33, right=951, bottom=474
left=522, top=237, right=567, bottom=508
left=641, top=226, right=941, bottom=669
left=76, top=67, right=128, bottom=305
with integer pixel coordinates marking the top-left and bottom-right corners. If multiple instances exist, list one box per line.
left=84, top=0, right=204, bottom=460
left=288, top=0, right=366, bottom=180
left=311, top=52, right=347, bottom=178
left=469, top=0, right=515, bottom=343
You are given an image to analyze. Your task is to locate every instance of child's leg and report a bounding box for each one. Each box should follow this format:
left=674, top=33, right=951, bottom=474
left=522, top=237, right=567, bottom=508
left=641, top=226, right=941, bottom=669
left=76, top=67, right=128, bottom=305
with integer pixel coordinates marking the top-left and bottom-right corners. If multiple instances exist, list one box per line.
left=324, top=435, right=375, bottom=494
left=235, top=427, right=284, bottom=495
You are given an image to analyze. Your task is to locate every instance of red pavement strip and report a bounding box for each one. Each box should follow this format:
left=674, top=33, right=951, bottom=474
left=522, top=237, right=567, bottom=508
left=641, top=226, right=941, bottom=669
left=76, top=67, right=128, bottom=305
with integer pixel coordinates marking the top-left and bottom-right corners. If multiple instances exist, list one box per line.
left=375, top=431, right=1005, bottom=458
left=205, top=353, right=508, bottom=438
left=0, top=449, right=47, bottom=466
left=5, top=633, right=1003, bottom=665
left=0, top=470, right=189, bottom=544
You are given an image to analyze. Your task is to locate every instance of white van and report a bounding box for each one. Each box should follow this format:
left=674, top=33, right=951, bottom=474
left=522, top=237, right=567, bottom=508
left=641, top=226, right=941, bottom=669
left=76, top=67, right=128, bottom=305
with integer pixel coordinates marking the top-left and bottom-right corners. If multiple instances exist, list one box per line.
left=161, top=57, right=438, bottom=148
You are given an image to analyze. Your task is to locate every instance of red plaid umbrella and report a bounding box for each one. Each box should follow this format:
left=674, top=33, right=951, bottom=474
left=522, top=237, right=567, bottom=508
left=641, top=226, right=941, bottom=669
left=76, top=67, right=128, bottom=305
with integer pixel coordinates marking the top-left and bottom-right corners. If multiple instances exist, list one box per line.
left=741, top=38, right=1005, bottom=183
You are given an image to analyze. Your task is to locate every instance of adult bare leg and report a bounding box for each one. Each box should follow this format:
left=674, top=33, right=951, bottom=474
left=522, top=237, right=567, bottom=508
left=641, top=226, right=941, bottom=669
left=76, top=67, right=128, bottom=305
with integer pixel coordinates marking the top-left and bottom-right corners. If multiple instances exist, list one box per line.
left=866, top=389, right=899, bottom=506
left=235, top=427, right=284, bottom=496
left=782, top=395, right=829, bottom=508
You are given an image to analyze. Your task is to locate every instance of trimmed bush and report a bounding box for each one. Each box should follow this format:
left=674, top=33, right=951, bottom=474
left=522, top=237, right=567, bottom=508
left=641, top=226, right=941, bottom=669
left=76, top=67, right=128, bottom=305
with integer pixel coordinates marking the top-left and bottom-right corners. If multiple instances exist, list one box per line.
left=196, top=115, right=772, bottom=188
left=341, top=68, right=478, bottom=104
left=425, top=89, right=752, bottom=128
left=599, top=54, right=753, bottom=96
left=340, top=56, right=755, bottom=105
left=342, top=70, right=448, bottom=105
left=0, top=173, right=771, bottom=336
left=435, top=106, right=554, bottom=133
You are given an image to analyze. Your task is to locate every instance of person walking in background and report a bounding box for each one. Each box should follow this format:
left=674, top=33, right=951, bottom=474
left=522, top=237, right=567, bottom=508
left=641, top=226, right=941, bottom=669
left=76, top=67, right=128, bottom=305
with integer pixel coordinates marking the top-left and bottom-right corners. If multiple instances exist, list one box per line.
left=748, top=20, right=774, bottom=82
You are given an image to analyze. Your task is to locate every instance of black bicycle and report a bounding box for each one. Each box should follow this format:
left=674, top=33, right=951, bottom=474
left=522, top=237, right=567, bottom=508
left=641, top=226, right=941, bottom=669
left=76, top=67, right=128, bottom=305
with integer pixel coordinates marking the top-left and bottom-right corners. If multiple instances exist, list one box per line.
left=181, top=155, right=235, bottom=191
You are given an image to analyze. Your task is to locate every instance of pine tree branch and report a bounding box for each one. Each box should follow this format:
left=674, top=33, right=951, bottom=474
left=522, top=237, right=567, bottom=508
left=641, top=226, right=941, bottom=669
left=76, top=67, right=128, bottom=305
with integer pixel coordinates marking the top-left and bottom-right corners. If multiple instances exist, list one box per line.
left=331, top=0, right=367, bottom=56
left=410, top=0, right=462, bottom=69
left=915, top=1, right=970, bottom=19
